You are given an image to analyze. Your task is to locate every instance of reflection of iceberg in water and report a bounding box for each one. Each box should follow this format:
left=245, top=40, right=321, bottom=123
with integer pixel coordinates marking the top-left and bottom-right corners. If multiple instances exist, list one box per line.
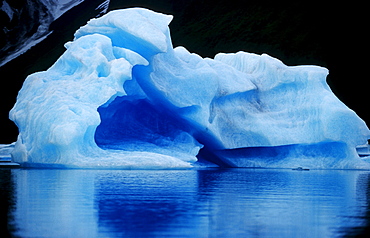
left=197, top=170, right=366, bottom=237
left=9, top=8, right=370, bottom=169
left=9, top=169, right=370, bottom=237
left=12, top=170, right=98, bottom=237
left=95, top=170, right=201, bottom=236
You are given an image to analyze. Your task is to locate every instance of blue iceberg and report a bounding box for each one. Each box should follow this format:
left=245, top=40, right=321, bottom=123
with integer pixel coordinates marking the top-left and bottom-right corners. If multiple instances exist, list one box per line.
left=9, top=8, right=370, bottom=169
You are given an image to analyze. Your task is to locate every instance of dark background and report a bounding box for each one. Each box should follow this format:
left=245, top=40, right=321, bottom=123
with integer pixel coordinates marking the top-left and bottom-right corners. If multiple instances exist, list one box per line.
left=0, top=0, right=368, bottom=143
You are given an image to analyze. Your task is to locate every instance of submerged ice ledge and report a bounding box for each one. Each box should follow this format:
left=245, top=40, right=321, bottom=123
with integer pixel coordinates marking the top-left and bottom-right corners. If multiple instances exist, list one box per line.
left=8, top=8, right=370, bottom=169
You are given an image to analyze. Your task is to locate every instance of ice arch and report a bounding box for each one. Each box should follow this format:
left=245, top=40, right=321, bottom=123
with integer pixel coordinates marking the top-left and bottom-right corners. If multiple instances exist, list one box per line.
left=9, top=8, right=370, bottom=169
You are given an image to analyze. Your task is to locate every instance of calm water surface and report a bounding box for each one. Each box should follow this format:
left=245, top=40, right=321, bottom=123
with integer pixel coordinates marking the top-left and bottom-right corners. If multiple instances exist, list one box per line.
left=2, top=168, right=370, bottom=237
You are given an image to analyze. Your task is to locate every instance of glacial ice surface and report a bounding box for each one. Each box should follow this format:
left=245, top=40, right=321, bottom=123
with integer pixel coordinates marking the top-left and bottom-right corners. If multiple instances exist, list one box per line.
left=9, top=8, right=370, bottom=169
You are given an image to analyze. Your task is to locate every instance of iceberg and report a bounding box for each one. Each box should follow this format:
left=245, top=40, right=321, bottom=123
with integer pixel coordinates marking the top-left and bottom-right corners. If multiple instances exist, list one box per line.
left=9, top=8, right=370, bottom=169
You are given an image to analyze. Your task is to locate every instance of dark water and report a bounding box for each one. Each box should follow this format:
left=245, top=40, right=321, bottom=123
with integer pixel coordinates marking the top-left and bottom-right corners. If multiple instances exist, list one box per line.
left=1, top=168, right=370, bottom=237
